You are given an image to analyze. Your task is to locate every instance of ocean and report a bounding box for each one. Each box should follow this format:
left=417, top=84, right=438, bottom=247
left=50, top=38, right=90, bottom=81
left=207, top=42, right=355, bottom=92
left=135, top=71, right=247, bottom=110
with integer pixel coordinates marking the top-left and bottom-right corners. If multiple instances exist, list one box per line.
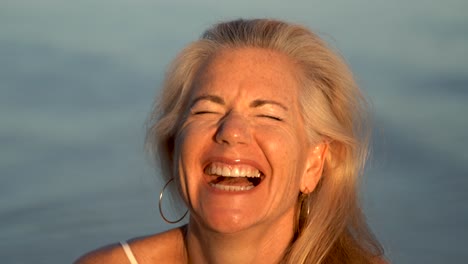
left=1, top=1, right=467, bottom=263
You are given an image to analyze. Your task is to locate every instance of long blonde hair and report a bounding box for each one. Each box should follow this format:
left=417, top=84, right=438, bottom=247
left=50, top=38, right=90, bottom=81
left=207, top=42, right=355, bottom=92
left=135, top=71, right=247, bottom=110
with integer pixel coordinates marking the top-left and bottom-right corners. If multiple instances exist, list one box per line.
left=146, top=18, right=384, bottom=263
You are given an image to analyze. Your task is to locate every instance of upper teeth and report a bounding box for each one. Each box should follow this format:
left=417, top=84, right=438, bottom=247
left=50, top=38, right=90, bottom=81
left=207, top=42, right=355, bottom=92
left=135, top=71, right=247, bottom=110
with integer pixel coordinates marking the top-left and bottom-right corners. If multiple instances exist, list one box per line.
left=206, top=162, right=261, bottom=178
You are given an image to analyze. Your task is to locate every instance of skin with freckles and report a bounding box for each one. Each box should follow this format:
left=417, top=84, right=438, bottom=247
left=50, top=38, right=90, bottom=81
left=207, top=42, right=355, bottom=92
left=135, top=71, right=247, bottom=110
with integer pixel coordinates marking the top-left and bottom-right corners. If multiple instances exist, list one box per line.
left=173, top=47, right=327, bottom=263
left=176, top=47, right=323, bottom=234
left=75, top=18, right=385, bottom=263
left=74, top=47, right=328, bottom=264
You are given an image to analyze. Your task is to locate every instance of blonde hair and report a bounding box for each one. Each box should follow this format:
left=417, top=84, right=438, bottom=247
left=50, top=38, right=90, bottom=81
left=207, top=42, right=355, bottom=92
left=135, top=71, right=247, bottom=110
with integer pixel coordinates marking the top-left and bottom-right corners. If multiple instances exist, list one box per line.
left=146, top=19, right=384, bottom=263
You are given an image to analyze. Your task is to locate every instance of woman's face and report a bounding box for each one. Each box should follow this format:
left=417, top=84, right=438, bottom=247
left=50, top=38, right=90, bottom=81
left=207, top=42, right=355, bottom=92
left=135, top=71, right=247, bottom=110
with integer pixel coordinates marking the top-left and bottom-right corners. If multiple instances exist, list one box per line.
left=174, top=48, right=324, bottom=233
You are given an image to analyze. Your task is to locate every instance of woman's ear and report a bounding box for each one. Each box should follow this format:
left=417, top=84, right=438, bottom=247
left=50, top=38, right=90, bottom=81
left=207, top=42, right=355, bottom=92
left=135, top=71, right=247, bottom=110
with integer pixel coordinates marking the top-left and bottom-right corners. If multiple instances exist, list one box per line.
left=300, top=141, right=328, bottom=194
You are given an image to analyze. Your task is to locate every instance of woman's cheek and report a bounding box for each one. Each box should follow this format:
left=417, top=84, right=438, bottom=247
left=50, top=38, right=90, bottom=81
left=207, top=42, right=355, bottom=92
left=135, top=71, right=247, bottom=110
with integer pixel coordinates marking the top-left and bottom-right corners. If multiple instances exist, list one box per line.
left=257, top=124, right=298, bottom=145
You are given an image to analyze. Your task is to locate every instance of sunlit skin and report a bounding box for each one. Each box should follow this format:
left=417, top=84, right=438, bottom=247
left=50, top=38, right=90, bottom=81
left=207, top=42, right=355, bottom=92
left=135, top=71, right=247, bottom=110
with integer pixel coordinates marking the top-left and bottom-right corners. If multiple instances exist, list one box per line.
left=173, top=47, right=328, bottom=263
left=74, top=47, right=329, bottom=264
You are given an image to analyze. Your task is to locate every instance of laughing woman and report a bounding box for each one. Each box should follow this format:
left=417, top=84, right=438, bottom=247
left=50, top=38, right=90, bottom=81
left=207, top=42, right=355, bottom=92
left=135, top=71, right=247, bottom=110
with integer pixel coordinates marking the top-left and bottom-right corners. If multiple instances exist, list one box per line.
left=76, top=19, right=386, bottom=264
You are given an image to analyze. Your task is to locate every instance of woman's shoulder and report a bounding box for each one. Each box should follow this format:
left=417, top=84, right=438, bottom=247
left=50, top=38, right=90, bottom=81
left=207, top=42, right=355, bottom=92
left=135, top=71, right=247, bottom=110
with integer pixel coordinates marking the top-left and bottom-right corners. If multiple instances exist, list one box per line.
left=73, top=242, right=127, bottom=264
left=74, top=227, right=186, bottom=264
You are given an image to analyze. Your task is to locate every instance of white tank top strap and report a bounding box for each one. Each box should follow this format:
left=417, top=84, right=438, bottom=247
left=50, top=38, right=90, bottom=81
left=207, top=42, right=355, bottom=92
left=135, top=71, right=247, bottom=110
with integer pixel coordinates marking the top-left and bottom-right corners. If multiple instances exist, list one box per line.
left=120, top=241, right=139, bottom=264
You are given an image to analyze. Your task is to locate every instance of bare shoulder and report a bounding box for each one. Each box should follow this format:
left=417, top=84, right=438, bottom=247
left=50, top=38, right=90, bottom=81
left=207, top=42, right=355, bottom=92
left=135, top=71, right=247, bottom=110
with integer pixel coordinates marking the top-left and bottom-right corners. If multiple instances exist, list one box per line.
left=74, top=227, right=186, bottom=264
left=128, top=227, right=187, bottom=263
left=73, top=242, right=128, bottom=264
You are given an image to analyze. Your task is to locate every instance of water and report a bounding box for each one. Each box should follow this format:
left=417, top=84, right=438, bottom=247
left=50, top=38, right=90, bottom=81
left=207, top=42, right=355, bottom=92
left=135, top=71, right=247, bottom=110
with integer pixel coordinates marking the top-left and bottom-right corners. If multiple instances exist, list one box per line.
left=1, top=1, right=467, bottom=263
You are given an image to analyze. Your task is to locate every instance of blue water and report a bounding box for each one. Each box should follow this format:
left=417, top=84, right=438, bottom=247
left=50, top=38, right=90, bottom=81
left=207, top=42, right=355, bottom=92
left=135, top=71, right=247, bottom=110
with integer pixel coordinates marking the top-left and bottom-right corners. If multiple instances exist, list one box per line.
left=1, top=1, right=467, bottom=263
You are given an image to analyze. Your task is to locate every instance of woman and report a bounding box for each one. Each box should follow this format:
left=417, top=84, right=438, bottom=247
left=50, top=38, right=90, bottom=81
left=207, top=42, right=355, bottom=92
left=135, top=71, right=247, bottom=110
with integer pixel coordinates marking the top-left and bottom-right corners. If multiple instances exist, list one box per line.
left=76, top=18, right=385, bottom=263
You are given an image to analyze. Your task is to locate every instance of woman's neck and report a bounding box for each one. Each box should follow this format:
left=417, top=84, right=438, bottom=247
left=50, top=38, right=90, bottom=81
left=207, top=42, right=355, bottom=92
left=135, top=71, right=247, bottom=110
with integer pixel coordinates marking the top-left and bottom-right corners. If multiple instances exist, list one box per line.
left=183, top=213, right=295, bottom=264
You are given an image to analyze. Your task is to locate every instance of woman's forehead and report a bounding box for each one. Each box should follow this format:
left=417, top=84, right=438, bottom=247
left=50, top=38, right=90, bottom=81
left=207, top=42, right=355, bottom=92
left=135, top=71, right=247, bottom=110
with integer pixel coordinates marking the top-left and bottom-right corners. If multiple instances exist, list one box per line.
left=190, top=47, right=301, bottom=103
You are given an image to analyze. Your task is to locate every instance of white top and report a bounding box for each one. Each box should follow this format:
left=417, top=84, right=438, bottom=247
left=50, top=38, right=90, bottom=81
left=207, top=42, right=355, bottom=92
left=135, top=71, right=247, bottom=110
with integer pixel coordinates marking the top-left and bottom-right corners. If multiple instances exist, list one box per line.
left=120, top=241, right=139, bottom=264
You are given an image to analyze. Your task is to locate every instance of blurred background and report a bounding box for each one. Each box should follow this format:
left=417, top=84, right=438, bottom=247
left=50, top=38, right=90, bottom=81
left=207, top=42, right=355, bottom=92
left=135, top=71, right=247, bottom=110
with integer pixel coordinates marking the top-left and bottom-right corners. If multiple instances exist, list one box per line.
left=1, top=0, right=467, bottom=263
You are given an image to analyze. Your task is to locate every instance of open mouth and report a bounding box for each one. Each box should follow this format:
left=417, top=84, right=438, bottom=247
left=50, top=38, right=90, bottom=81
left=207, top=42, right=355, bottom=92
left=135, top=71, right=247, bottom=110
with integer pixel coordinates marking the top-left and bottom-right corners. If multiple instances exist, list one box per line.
left=204, top=162, right=265, bottom=191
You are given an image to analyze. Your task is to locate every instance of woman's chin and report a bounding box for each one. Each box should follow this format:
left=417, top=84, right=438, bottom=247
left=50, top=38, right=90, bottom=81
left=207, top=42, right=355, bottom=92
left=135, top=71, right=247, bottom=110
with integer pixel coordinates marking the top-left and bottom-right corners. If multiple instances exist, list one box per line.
left=189, top=180, right=269, bottom=233
left=194, top=211, right=261, bottom=234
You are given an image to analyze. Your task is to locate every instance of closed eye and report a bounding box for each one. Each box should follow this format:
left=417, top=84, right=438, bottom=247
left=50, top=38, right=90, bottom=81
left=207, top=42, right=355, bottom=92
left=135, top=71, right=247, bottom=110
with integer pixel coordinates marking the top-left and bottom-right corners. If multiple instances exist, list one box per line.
left=258, top=115, right=283, bottom=121
left=193, top=111, right=217, bottom=115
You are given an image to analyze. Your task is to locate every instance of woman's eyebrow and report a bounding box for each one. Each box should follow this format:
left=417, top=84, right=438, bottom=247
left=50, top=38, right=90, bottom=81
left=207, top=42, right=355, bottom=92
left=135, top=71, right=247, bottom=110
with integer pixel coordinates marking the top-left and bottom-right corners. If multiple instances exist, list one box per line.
left=250, top=99, right=288, bottom=111
left=190, top=94, right=225, bottom=107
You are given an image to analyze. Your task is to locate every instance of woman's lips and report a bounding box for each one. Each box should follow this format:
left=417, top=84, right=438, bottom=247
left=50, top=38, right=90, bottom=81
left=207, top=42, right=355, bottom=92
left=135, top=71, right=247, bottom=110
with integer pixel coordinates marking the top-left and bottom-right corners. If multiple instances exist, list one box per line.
left=204, top=162, right=265, bottom=191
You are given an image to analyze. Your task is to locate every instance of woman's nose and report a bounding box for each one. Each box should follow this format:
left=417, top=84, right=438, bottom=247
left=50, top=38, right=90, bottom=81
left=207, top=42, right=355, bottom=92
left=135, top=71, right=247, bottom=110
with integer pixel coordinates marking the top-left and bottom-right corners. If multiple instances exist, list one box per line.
left=215, top=113, right=251, bottom=146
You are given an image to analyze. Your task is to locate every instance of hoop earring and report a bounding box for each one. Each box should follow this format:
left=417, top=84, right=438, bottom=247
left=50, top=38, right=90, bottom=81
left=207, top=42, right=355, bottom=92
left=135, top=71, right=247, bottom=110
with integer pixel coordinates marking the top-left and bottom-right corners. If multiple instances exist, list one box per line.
left=300, top=192, right=310, bottom=217
left=296, top=192, right=310, bottom=235
left=158, top=178, right=188, bottom=224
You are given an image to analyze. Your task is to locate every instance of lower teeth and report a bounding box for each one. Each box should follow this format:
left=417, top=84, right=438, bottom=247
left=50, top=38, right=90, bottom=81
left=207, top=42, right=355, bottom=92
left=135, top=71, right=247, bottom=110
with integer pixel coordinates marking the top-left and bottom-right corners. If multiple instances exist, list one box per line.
left=210, top=183, right=254, bottom=191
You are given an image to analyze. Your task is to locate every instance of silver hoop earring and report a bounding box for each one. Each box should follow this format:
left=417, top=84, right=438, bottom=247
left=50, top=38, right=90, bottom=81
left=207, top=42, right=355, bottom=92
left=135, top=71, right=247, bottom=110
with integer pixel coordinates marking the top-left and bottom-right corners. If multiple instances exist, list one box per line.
left=158, top=178, right=188, bottom=224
